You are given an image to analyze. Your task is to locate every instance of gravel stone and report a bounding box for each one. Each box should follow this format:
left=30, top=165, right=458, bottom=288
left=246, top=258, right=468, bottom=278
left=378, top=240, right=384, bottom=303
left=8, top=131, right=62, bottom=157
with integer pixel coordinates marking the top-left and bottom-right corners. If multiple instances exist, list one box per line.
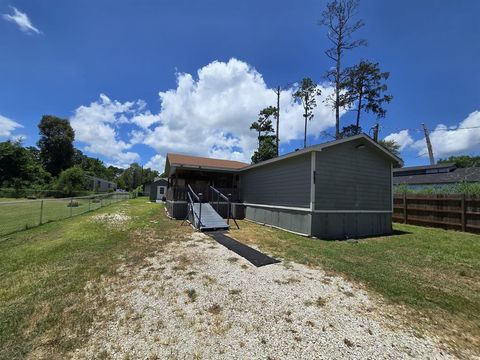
left=73, top=232, right=455, bottom=359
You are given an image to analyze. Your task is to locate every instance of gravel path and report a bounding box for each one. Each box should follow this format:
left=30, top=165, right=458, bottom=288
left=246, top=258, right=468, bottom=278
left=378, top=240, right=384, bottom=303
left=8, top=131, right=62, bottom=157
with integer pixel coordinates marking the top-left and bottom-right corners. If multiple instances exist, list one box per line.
left=73, top=232, right=455, bottom=359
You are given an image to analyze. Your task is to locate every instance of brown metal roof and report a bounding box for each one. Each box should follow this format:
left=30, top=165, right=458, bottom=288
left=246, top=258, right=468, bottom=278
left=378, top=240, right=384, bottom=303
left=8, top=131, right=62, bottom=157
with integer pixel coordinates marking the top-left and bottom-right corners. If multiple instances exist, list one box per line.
left=167, top=153, right=249, bottom=170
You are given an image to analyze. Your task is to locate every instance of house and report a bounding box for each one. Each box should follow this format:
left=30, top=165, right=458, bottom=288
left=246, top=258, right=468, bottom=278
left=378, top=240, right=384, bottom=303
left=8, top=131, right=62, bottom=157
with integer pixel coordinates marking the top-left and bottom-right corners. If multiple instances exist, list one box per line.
left=164, top=134, right=402, bottom=239
left=147, top=178, right=169, bottom=202
left=393, top=163, right=480, bottom=190
left=85, top=175, right=117, bottom=192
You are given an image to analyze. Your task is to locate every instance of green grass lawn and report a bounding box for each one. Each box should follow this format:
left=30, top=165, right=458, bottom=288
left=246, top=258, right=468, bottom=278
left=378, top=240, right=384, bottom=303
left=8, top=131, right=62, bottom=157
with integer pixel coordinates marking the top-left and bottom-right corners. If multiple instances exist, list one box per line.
left=2, top=198, right=479, bottom=358
left=0, top=195, right=128, bottom=236
left=0, top=198, right=180, bottom=360
left=231, top=221, right=480, bottom=355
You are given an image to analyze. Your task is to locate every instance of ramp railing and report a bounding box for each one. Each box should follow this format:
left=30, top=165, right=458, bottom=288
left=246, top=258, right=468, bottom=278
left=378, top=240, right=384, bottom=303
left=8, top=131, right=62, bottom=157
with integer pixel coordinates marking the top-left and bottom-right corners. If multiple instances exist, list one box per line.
left=209, top=186, right=239, bottom=229
left=186, top=184, right=203, bottom=229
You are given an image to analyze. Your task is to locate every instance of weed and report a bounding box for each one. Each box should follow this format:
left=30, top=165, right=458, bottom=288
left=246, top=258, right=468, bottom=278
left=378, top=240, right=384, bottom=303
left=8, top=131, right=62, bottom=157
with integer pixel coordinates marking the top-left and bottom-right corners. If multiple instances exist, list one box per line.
left=185, top=289, right=197, bottom=302
left=208, top=303, right=222, bottom=315
left=344, top=338, right=354, bottom=347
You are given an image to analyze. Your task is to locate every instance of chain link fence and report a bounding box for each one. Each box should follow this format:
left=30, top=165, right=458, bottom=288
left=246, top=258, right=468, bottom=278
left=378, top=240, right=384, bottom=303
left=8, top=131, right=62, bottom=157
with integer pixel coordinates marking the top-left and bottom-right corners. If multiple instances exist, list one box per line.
left=0, top=192, right=134, bottom=236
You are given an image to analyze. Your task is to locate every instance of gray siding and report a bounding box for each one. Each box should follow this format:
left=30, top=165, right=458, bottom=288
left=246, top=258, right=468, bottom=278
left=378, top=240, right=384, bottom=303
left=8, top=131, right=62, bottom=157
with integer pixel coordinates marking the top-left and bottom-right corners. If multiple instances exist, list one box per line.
left=245, top=206, right=311, bottom=235
left=315, top=139, right=392, bottom=210
left=240, top=153, right=311, bottom=208
left=311, top=212, right=392, bottom=239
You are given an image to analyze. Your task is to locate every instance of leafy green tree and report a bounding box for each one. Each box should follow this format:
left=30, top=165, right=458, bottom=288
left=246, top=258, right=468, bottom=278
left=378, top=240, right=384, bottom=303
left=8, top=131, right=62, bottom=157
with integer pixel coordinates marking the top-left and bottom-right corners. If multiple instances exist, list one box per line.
left=250, top=107, right=277, bottom=147
left=106, top=165, right=124, bottom=181
left=379, top=139, right=402, bottom=168
left=72, top=149, right=111, bottom=179
left=343, top=60, right=392, bottom=128
left=38, top=115, right=75, bottom=176
left=293, top=78, right=321, bottom=148
left=121, top=163, right=144, bottom=191
left=56, top=166, right=88, bottom=196
left=320, top=0, right=366, bottom=139
left=339, top=124, right=362, bottom=138
left=142, top=168, right=160, bottom=184
left=250, top=107, right=277, bottom=163
left=438, top=155, right=480, bottom=168
left=0, top=140, right=51, bottom=189
left=251, top=135, right=277, bottom=164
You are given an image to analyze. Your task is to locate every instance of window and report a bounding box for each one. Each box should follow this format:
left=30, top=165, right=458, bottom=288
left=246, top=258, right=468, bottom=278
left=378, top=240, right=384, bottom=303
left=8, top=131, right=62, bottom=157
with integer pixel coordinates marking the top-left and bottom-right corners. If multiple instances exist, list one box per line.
left=159, top=187, right=165, bottom=194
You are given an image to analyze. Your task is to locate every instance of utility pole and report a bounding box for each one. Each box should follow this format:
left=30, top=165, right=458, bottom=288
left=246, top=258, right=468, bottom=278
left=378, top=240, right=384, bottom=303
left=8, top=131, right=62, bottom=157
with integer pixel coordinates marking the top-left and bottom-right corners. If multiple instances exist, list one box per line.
left=422, top=123, right=435, bottom=165
left=274, top=86, right=281, bottom=156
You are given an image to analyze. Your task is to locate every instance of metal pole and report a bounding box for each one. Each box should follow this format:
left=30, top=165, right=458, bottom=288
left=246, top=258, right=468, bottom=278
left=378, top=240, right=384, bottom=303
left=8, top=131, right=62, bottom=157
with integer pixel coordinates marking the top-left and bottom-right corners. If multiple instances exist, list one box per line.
left=39, top=200, right=44, bottom=225
left=88, top=197, right=91, bottom=211
left=198, top=193, right=202, bottom=230
left=227, top=193, right=231, bottom=225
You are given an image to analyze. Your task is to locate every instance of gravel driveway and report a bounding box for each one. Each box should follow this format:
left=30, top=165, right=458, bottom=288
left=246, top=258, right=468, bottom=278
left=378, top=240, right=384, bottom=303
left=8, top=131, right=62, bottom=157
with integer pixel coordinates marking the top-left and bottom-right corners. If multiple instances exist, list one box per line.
left=73, top=231, right=454, bottom=359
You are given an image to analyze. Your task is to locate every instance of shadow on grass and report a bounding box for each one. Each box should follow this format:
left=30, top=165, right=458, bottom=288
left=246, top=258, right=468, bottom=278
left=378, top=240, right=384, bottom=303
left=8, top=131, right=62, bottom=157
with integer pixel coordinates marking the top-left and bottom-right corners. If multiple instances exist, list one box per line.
left=318, top=229, right=412, bottom=242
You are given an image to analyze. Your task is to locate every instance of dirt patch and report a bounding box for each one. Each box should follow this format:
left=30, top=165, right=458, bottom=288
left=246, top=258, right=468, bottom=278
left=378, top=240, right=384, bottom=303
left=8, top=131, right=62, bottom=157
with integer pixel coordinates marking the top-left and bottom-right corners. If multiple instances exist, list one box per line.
left=90, top=212, right=131, bottom=228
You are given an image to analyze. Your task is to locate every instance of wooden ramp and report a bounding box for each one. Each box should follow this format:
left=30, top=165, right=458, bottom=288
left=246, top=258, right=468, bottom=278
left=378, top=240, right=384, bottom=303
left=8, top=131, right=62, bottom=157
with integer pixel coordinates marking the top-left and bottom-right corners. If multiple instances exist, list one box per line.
left=192, top=203, right=229, bottom=231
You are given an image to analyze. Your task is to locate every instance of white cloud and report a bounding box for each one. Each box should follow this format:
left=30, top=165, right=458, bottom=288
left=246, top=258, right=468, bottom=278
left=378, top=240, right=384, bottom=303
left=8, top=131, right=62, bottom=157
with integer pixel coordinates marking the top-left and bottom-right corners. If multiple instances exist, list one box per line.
left=2, top=6, right=41, bottom=34
left=0, top=114, right=23, bottom=138
left=70, top=94, right=145, bottom=168
left=143, top=58, right=337, bottom=163
left=70, top=58, right=338, bottom=170
left=383, top=130, right=413, bottom=150
left=412, top=111, right=480, bottom=159
left=144, top=154, right=166, bottom=173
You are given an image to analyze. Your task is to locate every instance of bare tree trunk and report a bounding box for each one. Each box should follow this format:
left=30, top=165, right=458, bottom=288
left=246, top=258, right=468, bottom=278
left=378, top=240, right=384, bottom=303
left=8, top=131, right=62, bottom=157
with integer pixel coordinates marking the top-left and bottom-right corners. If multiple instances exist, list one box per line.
left=304, top=110, right=308, bottom=148
left=335, top=41, right=342, bottom=139
left=275, top=86, right=280, bottom=156
left=355, top=92, right=362, bottom=128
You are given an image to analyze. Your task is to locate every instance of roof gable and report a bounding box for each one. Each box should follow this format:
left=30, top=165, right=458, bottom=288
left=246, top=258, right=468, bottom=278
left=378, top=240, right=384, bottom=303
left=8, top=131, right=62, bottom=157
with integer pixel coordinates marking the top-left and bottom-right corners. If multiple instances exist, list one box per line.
left=240, top=134, right=403, bottom=171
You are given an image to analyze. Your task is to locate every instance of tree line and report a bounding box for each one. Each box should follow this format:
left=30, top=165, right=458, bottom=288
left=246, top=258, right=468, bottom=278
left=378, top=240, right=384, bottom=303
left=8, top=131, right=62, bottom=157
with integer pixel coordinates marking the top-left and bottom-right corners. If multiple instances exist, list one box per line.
left=250, top=0, right=395, bottom=163
left=0, top=115, right=159, bottom=197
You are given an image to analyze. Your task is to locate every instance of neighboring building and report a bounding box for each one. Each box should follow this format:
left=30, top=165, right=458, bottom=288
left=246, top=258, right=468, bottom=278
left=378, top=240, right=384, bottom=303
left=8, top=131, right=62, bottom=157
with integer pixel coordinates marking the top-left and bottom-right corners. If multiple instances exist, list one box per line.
left=164, top=134, right=402, bottom=239
left=393, top=163, right=480, bottom=190
left=85, top=175, right=117, bottom=192
left=143, top=183, right=152, bottom=196
left=147, top=178, right=169, bottom=202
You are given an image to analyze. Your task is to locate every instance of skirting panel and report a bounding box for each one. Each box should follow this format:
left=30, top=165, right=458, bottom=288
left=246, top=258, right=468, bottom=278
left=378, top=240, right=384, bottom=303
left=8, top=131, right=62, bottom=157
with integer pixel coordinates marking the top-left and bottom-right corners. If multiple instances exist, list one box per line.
left=244, top=206, right=312, bottom=235
left=245, top=205, right=392, bottom=239
left=311, top=212, right=392, bottom=239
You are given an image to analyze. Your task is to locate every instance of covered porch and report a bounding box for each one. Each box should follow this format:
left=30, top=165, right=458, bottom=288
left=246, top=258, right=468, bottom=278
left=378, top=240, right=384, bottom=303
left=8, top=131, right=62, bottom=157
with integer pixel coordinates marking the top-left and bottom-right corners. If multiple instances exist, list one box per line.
left=164, top=152, right=248, bottom=220
left=166, top=168, right=240, bottom=202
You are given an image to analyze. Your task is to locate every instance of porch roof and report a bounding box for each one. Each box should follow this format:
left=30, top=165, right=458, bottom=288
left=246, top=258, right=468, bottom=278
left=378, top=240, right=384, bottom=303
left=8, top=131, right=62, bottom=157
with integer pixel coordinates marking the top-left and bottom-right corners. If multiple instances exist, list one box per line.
left=166, top=153, right=249, bottom=177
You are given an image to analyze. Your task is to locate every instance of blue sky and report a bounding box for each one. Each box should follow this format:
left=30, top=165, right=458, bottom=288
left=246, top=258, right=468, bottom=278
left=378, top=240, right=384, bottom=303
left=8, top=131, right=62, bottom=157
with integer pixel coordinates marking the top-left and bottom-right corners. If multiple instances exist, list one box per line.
left=1, top=0, right=479, bottom=171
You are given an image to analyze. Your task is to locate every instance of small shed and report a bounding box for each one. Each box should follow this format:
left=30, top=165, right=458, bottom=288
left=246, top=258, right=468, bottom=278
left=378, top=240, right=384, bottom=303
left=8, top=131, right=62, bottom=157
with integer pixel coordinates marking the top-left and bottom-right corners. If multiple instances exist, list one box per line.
left=148, top=178, right=169, bottom=202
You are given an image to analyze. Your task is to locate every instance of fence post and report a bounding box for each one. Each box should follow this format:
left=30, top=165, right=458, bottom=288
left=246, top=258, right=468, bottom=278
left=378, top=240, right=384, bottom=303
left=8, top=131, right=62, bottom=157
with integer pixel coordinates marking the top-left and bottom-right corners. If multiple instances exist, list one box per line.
left=88, top=197, right=91, bottom=211
left=461, top=194, right=466, bottom=232
left=403, top=193, right=408, bottom=224
left=39, top=200, right=44, bottom=225
left=70, top=198, right=73, bottom=217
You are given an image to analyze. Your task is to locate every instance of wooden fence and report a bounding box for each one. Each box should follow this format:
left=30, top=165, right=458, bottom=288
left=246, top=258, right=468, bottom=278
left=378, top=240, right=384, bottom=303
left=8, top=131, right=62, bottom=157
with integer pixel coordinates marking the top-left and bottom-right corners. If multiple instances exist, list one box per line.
left=393, top=194, right=480, bottom=233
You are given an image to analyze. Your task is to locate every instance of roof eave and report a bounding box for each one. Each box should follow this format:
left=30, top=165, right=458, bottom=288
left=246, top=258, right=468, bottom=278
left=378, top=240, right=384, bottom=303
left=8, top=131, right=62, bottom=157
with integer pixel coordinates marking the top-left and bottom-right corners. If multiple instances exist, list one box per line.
left=239, top=134, right=403, bottom=171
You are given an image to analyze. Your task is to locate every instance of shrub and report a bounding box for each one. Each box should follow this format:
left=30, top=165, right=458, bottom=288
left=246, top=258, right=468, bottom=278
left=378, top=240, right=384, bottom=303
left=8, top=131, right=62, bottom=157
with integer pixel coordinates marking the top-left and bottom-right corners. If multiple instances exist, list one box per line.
left=56, top=166, right=88, bottom=197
